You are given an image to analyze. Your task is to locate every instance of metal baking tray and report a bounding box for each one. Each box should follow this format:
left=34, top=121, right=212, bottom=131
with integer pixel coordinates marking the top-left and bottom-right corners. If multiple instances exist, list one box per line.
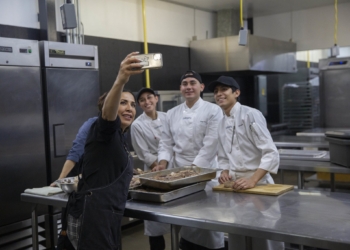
left=129, top=184, right=142, bottom=190
left=129, top=174, right=147, bottom=190
left=278, top=149, right=330, bottom=161
left=139, top=166, right=217, bottom=190
left=325, top=130, right=350, bottom=139
left=129, top=181, right=207, bottom=203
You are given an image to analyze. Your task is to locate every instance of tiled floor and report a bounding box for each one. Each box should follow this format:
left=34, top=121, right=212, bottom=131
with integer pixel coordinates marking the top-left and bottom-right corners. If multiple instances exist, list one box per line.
left=121, top=222, right=172, bottom=250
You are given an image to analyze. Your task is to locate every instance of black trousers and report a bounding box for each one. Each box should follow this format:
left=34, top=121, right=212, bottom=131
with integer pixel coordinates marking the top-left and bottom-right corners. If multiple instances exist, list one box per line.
left=180, top=237, right=226, bottom=250
left=149, top=235, right=166, bottom=250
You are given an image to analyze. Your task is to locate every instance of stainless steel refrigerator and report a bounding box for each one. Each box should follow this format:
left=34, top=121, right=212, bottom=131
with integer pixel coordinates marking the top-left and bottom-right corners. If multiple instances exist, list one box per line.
left=0, top=38, right=47, bottom=227
left=39, top=41, right=100, bottom=184
left=0, top=39, right=100, bottom=249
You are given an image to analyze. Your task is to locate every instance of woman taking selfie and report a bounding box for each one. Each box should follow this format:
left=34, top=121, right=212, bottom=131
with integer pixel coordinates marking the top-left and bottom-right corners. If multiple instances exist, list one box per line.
left=65, top=52, right=144, bottom=250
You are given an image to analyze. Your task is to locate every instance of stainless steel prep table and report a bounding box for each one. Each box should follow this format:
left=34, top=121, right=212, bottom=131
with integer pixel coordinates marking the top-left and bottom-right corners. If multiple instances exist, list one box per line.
left=296, top=128, right=348, bottom=137
left=22, top=182, right=350, bottom=250
left=279, top=159, right=350, bottom=191
left=272, top=135, right=329, bottom=149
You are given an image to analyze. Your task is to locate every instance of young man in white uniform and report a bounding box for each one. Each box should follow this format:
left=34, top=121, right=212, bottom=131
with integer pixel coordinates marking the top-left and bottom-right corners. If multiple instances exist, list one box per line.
left=131, top=88, right=170, bottom=250
left=208, top=76, right=283, bottom=250
left=155, top=70, right=225, bottom=250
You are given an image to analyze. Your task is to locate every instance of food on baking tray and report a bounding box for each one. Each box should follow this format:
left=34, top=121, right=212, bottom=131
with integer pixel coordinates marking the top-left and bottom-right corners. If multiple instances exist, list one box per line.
left=223, top=181, right=235, bottom=188
left=129, top=176, right=141, bottom=188
left=133, top=168, right=148, bottom=175
left=152, top=169, right=199, bottom=181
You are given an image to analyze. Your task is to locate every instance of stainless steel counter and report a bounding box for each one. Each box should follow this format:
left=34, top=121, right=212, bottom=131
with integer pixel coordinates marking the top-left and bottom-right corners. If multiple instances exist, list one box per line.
left=280, top=159, right=350, bottom=173
left=296, top=128, right=347, bottom=137
left=21, top=182, right=350, bottom=250
left=279, top=159, right=350, bottom=191
left=272, top=135, right=329, bottom=149
left=278, top=149, right=329, bottom=161
left=125, top=183, right=350, bottom=250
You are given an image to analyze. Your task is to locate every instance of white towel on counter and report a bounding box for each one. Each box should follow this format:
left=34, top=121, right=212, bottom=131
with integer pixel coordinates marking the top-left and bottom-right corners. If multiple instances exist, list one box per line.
left=24, top=186, right=63, bottom=196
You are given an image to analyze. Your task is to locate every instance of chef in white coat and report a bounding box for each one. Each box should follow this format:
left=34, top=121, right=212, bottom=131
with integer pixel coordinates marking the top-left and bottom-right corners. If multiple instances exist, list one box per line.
left=155, top=70, right=225, bottom=250
left=130, top=87, right=170, bottom=250
left=208, top=76, right=283, bottom=250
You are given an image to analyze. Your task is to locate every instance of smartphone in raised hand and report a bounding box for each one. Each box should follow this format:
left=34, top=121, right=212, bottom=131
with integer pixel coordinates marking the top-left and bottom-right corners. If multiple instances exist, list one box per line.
left=133, top=53, right=163, bottom=69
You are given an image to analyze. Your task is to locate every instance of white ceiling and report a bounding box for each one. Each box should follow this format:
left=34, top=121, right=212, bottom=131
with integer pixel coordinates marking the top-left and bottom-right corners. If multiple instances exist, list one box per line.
left=160, top=0, right=350, bottom=17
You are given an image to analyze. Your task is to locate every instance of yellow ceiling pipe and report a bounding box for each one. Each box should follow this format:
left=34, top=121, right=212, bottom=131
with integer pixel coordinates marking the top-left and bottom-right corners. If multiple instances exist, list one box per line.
left=240, top=0, right=244, bottom=28
left=225, top=37, right=229, bottom=71
left=334, top=0, right=338, bottom=45
left=142, top=0, right=150, bottom=88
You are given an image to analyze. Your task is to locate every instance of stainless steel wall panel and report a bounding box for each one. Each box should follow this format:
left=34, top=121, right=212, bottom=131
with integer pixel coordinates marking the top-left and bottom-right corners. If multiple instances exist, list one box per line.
left=190, top=34, right=296, bottom=74
left=227, top=36, right=251, bottom=71
left=249, top=35, right=296, bottom=72
left=190, top=36, right=249, bottom=73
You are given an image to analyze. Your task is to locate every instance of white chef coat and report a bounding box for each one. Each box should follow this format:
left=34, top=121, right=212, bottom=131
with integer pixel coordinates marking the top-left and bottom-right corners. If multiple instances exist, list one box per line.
left=158, top=98, right=223, bottom=169
left=130, top=111, right=171, bottom=237
left=217, top=102, right=282, bottom=250
left=158, top=98, right=224, bottom=249
left=131, top=111, right=168, bottom=171
left=217, top=102, right=279, bottom=182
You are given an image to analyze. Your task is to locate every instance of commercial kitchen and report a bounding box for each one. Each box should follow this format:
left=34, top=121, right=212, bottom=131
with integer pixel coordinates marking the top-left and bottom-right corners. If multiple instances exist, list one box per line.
left=1, top=0, right=350, bottom=250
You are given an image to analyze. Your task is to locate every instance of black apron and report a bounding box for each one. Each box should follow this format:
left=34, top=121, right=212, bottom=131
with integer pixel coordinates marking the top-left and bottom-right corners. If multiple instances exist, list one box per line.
left=76, top=154, right=133, bottom=250
left=56, top=160, right=82, bottom=250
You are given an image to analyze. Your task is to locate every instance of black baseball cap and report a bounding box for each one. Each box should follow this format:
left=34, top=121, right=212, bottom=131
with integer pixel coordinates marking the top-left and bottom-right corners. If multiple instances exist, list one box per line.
left=136, top=87, right=156, bottom=103
left=208, top=76, right=240, bottom=92
left=180, top=70, right=202, bottom=83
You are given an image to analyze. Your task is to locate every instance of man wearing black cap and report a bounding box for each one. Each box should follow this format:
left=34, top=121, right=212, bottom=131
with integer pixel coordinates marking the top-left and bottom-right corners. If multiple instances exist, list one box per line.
left=131, top=87, right=170, bottom=250
left=155, top=70, right=225, bottom=250
left=208, top=76, right=283, bottom=250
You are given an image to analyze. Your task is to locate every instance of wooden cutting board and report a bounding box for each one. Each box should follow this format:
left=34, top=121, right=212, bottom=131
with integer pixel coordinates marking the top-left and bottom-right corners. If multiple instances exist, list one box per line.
left=212, top=184, right=294, bottom=196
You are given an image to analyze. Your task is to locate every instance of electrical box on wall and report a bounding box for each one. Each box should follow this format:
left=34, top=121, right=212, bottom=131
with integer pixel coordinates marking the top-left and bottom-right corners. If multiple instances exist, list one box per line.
left=60, top=4, right=77, bottom=29
left=238, top=29, right=249, bottom=46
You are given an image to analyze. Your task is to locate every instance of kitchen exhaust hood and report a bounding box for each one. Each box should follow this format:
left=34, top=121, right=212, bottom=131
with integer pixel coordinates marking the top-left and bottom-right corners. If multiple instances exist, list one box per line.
left=190, top=34, right=297, bottom=75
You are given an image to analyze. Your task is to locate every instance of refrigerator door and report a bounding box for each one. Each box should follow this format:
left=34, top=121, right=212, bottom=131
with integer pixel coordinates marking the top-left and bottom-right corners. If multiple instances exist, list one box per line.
left=0, top=66, right=47, bottom=226
left=319, top=57, right=350, bottom=127
left=43, top=68, right=100, bottom=183
left=321, top=69, right=350, bottom=127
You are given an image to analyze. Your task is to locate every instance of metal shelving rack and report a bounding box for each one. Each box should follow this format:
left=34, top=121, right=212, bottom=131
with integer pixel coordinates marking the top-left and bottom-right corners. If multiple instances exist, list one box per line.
left=282, top=81, right=320, bottom=133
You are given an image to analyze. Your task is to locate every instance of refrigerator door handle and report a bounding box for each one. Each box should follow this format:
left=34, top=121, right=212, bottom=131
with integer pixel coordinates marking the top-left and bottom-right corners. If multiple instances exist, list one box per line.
left=53, top=124, right=66, bottom=157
